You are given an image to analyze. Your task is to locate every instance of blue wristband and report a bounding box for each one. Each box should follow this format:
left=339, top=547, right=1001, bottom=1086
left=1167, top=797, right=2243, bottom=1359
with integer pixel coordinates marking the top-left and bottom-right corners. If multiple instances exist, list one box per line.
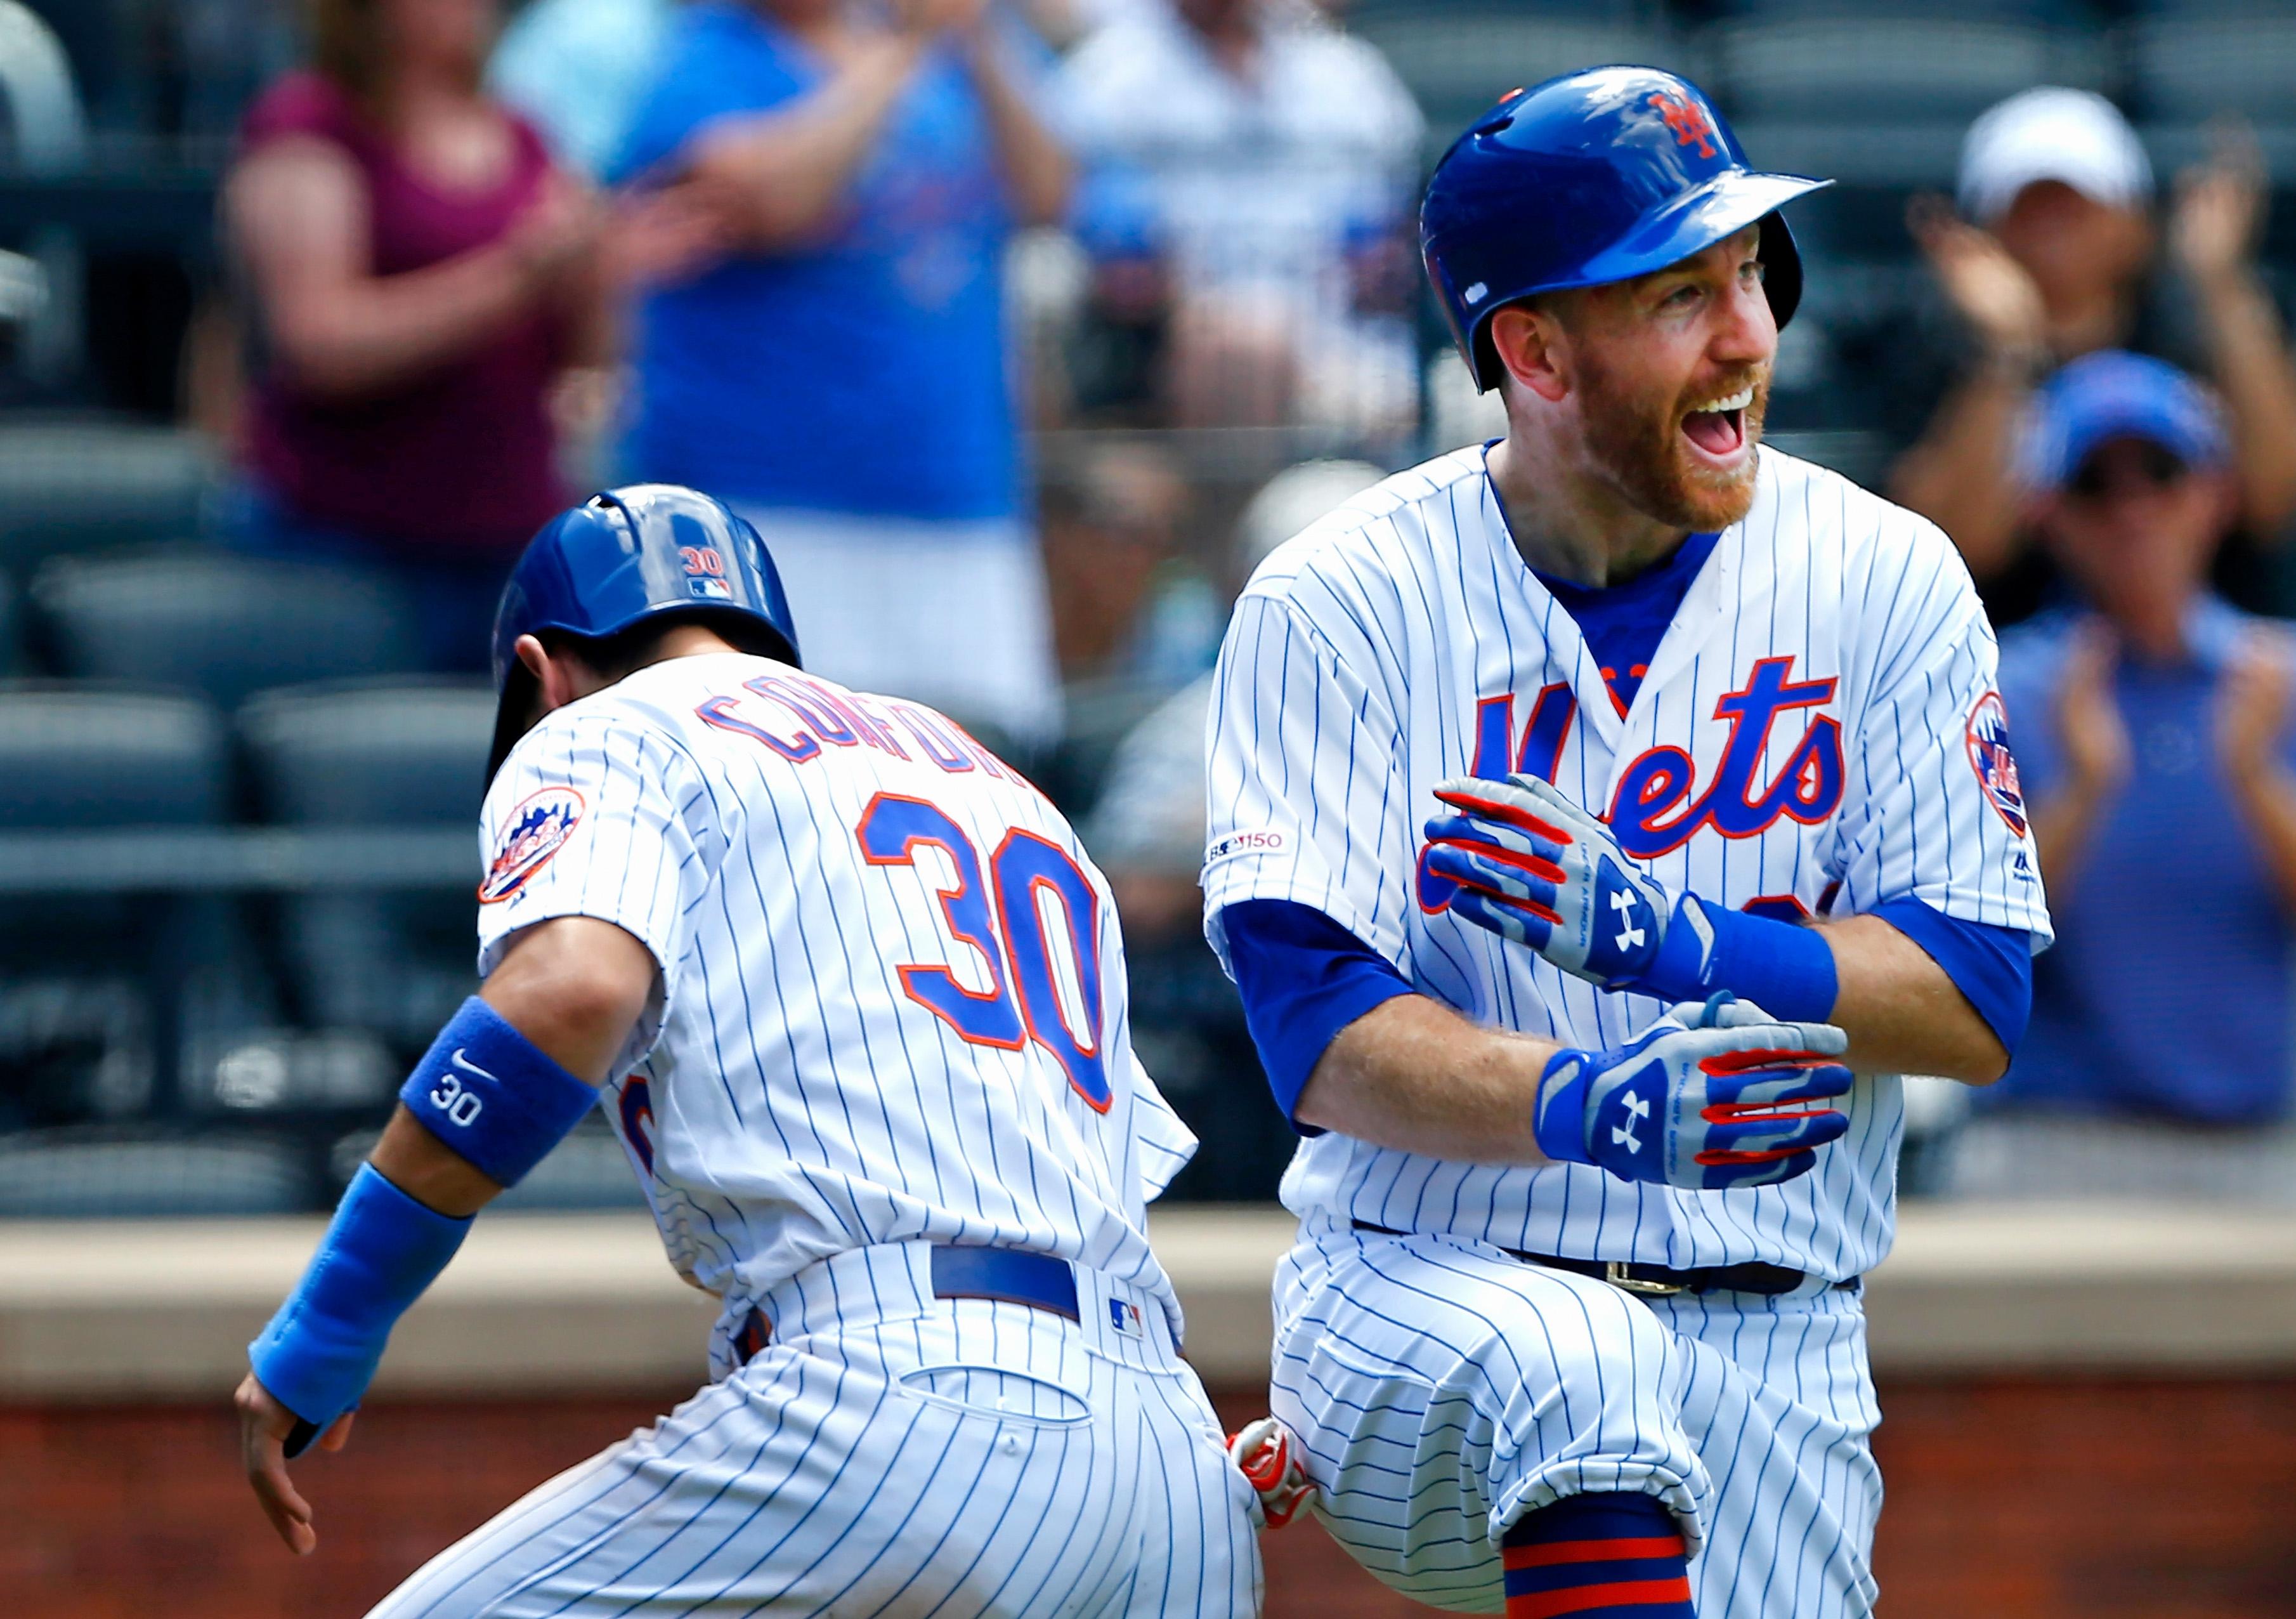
left=1530, top=1049, right=1596, bottom=1165
left=398, top=997, right=601, bottom=1187
left=1636, top=896, right=1839, bottom=1023
left=247, top=1164, right=471, bottom=1433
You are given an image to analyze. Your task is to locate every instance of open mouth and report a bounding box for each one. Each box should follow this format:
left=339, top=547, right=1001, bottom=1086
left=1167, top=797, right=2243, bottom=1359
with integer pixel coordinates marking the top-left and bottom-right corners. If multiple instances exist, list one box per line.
left=1681, top=384, right=1755, bottom=461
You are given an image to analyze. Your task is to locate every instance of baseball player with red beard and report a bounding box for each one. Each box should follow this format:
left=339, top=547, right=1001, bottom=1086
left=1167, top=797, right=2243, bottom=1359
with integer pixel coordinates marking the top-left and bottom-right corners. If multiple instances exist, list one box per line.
left=1208, top=69, right=2052, bottom=1617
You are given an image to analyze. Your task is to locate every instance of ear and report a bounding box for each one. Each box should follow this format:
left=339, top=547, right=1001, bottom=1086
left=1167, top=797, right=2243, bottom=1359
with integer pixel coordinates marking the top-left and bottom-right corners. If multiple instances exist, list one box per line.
left=516, top=633, right=584, bottom=716
left=1487, top=303, right=1570, bottom=403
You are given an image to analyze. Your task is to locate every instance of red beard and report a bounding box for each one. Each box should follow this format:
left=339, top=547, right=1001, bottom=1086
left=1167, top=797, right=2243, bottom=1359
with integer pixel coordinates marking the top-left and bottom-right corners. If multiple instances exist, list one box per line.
left=1574, top=356, right=1771, bottom=532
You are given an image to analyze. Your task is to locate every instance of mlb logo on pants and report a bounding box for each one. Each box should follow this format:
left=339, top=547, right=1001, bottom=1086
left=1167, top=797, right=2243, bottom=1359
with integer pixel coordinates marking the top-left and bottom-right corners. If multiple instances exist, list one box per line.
left=1109, top=1299, right=1144, bottom=1337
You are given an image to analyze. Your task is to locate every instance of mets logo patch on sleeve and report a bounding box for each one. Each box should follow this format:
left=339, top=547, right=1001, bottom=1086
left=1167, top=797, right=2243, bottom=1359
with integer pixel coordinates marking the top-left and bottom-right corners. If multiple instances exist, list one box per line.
left=479, top=785, right=585, bottom=903
left=1964, top=692, right=2027, bottom=838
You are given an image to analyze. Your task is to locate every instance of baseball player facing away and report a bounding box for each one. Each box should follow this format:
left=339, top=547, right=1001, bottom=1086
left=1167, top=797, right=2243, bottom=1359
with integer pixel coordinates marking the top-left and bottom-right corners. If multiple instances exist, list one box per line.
left=234, top=486, right=1261, bottom=1616
left=1208, top=70, right=2054, bottom=1617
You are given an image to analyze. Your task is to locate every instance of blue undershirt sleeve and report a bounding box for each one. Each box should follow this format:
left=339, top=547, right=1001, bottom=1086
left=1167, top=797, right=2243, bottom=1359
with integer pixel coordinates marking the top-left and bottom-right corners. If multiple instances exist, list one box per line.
left=1217, top=898, right=1415, bottom=1133
left=1869, top=897, right=2034, bottom=1057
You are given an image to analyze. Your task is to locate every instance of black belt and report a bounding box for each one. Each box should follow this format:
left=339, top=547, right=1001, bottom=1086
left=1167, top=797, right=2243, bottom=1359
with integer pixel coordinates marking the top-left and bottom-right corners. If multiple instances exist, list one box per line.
left=737, top=1244, right=1082, bottom=1361
left=1351, top=1221, right=1853, bottom=1298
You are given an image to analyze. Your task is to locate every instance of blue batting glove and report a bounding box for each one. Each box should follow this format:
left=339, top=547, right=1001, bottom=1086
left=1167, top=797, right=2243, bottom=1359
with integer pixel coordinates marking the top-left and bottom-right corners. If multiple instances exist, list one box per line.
left=1532, top=994, right=1854, bottom=1190
left=1423, top=773, right=1682, bottom=988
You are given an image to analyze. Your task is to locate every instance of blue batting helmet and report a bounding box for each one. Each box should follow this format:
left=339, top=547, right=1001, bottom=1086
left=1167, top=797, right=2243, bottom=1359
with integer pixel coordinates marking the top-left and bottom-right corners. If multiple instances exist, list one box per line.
left=1422, top=66, right=1832, bottom=391
left=486, top=484, right=800, bottom=780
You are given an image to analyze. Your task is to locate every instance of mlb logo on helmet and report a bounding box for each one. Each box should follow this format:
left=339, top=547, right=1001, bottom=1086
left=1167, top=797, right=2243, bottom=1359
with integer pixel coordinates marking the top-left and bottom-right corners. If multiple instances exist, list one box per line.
left=679, top=544, right=733, bottom=601
left=479, top=785, right=586, bottom=903
left=1965, top=692, right=2027, bottom=837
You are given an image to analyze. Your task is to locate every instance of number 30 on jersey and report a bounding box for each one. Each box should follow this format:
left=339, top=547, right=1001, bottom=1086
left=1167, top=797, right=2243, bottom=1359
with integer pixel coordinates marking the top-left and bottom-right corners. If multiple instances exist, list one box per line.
left=856, top=793, right=1112, bottom=1113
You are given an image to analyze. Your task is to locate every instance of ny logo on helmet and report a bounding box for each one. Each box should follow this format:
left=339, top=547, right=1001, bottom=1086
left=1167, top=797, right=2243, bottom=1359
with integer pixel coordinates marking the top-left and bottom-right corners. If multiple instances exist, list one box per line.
left=1649, top=91, right=1717, bottom=159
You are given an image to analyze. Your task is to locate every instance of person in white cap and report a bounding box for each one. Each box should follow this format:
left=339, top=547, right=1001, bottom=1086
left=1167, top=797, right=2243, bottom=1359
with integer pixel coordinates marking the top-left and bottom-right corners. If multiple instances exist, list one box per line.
left=1888, top=86, right=2296, bottom=613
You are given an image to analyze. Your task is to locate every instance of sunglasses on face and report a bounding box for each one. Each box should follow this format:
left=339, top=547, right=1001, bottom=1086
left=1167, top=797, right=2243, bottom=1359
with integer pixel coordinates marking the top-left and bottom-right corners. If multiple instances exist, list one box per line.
left=2065, top=442, right=2192, bottom=501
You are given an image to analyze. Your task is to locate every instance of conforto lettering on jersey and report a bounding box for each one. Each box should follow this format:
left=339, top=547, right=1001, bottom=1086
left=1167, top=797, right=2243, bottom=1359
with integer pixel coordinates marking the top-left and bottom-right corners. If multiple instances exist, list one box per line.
left=693, top=672, right=1020, bottom=781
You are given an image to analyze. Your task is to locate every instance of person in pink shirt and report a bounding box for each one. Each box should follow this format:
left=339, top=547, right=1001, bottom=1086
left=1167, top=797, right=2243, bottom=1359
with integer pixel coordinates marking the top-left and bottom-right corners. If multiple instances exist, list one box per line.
left=225, top=0, right=718, bottom=669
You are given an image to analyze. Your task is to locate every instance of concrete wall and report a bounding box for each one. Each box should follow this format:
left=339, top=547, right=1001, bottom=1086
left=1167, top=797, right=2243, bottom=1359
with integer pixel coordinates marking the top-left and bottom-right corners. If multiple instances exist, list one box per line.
left=6, top=1203, right=2292, bottom=1616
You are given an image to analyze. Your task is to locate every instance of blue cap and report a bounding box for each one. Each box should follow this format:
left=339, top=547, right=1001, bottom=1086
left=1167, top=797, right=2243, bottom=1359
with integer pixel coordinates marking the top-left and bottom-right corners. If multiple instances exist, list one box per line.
left=2023, top=351, right=2230, bottom=491
left=486, top=485, right=800, bottom=780
left=1421, top=66, right=1831, bottom=391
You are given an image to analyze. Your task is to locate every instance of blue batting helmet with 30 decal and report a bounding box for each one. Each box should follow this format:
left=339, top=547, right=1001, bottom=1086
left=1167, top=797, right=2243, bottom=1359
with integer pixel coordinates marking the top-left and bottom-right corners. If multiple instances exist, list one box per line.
left=1421, top=66, right=1832, bottom=391
left=486, top=484, right=800, bottom=780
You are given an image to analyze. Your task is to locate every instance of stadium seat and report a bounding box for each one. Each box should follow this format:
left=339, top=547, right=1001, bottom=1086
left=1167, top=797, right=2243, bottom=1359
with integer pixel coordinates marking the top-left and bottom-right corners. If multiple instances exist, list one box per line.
left=240, top=678, right=494, bottom=825
left=2128, top=8, right=2296, bottom=124
left=239, top=679, right=494, bottom=1050
left=0, top=682, right=228, bottom=827
left=0, top=1127, right=312, bottom=1216
left=325, top=1115, right=648, bottom=1212
left=1728, top=120, right=1965, bottom=191
left=1702, top=15, right=2110, bottom=124
left=30, top=549, right=421, bottom=711
left=1706, top=0, right=2095, bottom=20
left=1348, top=11, right=1704, bottom=147
left=0, top=424, right=209, bottom=572
left=2129, top=10, right=2296, bottom=186
left=0, top=685, right=272, bottom=1135
left=490, top=1117, right=649, bottom=1211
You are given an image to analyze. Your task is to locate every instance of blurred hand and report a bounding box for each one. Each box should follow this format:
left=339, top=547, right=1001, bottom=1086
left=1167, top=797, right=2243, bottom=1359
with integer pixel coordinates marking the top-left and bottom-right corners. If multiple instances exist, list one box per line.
left=235, top=1372, right=355, bottom=1556
left=2058, top=620, right=2132, bottom=797
left=1908, top=194, right=2047, bottom=357
left=894, top=0, right=991, bottom=40
left=601, top=176, right=739, bottom=288
left=2173, top=123, right=2268, bottom=292
left=506, top=174, right=608, bottom=293
left=2215, top=628, right=2296, bottom=785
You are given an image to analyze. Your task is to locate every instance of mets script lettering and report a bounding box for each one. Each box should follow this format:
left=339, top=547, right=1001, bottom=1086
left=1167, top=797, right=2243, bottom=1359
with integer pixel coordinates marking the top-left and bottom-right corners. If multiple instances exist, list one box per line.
left=1609, top=657, right=1843, bottom=858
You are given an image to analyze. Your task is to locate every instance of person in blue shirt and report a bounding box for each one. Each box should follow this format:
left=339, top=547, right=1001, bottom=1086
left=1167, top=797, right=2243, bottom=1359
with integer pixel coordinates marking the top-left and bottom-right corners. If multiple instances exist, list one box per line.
left=1974, top=351, right=2296, bottom=1200
left=488, top=0, right=675, bottom=180
left=611, top=0, right=1071, bottom=744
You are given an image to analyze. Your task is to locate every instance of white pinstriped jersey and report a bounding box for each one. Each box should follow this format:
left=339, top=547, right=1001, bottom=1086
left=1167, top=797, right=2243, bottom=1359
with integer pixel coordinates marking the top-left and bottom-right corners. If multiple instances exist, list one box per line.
left=1204, top=445, right=2053, bottom=1280
left=476, top=652, right=1197, bottom=1344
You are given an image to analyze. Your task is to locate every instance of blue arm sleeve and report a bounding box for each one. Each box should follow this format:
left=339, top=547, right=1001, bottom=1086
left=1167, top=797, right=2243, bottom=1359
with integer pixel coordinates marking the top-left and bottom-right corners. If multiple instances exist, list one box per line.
left=249, top=1164, right=471, bottom=1440
left=1218, top=898, right=1414, bottom=1132
left=1869, top=898, right=2035, bottom=1057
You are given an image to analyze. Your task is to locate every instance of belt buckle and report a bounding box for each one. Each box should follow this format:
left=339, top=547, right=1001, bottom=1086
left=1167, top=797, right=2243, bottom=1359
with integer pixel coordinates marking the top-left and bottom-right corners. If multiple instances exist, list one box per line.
left=1604, top=1261, right=1685, bottom=1297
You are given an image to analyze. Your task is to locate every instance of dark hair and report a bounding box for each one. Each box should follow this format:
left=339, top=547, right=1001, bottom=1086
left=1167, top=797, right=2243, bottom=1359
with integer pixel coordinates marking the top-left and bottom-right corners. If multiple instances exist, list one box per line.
left=489, top=608, right=795, bottom=783
left=540, top=609, right=792, bottom=685
left=305, top=0, right=485, bottom=109
left=308, top=0, right=387, bottom=104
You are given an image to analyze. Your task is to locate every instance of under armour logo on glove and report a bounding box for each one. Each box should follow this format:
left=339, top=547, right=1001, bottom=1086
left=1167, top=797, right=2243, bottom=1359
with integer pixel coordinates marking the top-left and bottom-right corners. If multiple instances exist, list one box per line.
left=1611, top=889, right=1647, bottom=953
left=1612, top=1091, right=1649, bottom=1154
left=1534, top=995, right=1854, bottom=1190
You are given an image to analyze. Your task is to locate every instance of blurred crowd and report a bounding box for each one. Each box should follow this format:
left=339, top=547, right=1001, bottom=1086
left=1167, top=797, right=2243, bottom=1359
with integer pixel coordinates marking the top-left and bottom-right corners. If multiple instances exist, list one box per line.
left=5, top=0, right=2296, bottom=1209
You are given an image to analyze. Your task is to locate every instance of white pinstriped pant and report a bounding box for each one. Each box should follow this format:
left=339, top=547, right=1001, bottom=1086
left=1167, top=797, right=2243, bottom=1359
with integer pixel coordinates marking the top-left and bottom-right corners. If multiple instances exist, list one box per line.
left=370, top=1245, right=1260, bottom=1617
left=1270, top=1218, right=1882, bottom=1616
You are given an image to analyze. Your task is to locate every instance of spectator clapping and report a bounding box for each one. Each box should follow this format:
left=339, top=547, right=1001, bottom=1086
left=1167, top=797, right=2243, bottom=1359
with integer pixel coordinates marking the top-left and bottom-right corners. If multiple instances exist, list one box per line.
left=1965, top=353, right=2296, bottom=1200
